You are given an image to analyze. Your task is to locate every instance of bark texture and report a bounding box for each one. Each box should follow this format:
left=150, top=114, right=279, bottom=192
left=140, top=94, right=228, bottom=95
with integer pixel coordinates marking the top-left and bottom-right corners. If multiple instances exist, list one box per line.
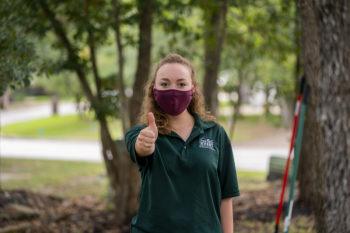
left=298, top=0, right=350, bottom=232
left=202, top=0, right=228, bottom=116
left=129, top=0, right=153, bottom=125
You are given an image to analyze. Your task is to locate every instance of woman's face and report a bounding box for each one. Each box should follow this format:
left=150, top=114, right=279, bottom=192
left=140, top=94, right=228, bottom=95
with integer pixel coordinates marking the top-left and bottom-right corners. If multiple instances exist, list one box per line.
left=154, top=63, right=194, bottom=91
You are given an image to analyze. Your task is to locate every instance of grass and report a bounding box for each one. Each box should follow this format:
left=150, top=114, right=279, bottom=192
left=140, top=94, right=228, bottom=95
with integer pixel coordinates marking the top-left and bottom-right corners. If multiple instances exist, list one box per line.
left=218, top=114, right=285, bottom=143
left=2, top=113, right=284, bottom=143
left=0, top=157, right=267, bottom=198
left=0, top=158, right=315, bottom=232
left=2, top=113, right=123, bottom=140
left=219, top=114, right=283, bottom=127
left=0, top=158, right=109, bottom=199
left=10, top=95, right=74, bottom=104
left=236, top=170, right=269, bottom=191
left=0, top=158, right=265, bottom=199
left=3, top=95, right=76, bottom=112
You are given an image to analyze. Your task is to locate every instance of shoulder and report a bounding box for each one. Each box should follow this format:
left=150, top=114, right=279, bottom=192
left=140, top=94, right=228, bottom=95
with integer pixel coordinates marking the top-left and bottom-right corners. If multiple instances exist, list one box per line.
left=207, top=122, right=231, bottom=146
left=201, top=120, right=229, bottom=144
left=202, top=119, right=226, bottom=135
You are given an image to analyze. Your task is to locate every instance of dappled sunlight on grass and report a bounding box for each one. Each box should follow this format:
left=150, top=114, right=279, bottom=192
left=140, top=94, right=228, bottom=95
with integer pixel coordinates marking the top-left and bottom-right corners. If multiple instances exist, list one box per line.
left=237, top=170, right=270, bottom=191
left=2, top=113, right=285, bottom=144
left=2, top=114, right=123, bottom=140
left=0, top=158, right=109, bottom=200
left=218, top=115, right=285, bottom=143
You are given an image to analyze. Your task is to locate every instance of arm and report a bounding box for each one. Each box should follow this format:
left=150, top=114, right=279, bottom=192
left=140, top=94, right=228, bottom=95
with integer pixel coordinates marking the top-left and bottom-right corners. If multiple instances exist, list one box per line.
left=220, top=197, right=234, bottom=233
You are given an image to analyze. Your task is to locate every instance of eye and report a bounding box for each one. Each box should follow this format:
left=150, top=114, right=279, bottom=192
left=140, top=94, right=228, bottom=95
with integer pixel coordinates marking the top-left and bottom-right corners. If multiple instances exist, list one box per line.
left=160, top=83, right=168, bottom=87
left=179, top=83, right=187, bottom=87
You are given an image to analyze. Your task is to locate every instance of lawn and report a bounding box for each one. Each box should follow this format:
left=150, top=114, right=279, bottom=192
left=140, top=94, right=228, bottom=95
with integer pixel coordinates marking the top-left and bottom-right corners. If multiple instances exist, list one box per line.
left=0, top=157, right=266, bottom=199
left=1, top=113, right=283, bottom=143
left=0, top=158, right=315, bottom=232
left=1, top=114, right=123, bottom=140
left=0, top=158, right=109, bottom=200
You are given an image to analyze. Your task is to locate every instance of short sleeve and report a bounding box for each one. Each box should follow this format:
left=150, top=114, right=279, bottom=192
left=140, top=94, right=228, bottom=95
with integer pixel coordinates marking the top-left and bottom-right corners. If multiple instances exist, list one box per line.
left=124, top=124, right=154, bottom=171
left=218, top=126, right=240, bottom=198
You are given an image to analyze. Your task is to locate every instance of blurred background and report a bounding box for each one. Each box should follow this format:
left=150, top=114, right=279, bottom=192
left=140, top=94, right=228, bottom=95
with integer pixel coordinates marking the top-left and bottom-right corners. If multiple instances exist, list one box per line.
left=1, top=0, right=349, bottom=232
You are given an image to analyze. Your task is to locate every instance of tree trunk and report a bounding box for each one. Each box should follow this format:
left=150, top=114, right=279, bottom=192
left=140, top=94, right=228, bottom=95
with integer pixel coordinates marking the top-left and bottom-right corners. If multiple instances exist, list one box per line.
left=98, top=116, right=139, bottom=225
left=129, top=0, right=153, bottom=125
left=51, top=94, right=59, bottom=116
left=298, top=0, right=350, bottom=232
left=0, top=88, right=11, bottom=109
left=38, top=1, right=141, bottom=225
left=294, top=0, right=302, bottom=99
left=263, top=86, right=271, bottom=116
left=279, top=97, right=294, bottom=128
left=202, top=0, right=228, bottom=117
left=112, top=0, right=130, bottom=135
left=228, top=93, right=242, bottom=139
left=124, top=0, right=154, bottom=222
left=228, top=73, right=243, bottom=139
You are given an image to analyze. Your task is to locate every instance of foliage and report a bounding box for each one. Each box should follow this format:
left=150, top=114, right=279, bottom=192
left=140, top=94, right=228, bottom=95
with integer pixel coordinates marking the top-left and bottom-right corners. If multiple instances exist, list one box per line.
left=0, top=0, right=37, bottom=95
left=221, top=0, right=297, bottom=108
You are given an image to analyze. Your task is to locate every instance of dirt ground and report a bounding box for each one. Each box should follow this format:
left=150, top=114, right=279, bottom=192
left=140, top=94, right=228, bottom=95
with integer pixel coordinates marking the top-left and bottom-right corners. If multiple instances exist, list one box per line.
left=0, top=182, right=315, bottom=233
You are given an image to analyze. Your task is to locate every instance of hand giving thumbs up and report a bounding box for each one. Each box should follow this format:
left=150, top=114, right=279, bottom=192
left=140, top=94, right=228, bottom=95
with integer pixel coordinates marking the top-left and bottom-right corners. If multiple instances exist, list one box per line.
left=135, top=112, right=158, bottom=156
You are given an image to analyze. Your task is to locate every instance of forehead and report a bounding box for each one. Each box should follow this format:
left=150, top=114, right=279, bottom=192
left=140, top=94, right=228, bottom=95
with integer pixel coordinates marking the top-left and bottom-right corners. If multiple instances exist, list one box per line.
left=156, top=63, right=192, bottom=82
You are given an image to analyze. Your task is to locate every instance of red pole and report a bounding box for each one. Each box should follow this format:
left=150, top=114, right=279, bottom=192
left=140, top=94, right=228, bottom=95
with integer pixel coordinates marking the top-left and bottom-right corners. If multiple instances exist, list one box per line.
left=274, top=94, right=303, bottom=233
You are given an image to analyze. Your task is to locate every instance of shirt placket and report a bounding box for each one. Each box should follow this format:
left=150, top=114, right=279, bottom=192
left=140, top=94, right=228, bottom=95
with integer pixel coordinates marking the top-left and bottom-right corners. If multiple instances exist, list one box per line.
left=179, top=127, right=204, bottom=158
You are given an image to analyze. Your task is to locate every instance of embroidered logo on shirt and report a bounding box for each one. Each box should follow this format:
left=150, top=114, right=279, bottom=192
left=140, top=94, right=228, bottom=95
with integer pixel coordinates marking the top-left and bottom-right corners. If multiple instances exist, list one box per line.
left=199, top=137, right=215, bottom=151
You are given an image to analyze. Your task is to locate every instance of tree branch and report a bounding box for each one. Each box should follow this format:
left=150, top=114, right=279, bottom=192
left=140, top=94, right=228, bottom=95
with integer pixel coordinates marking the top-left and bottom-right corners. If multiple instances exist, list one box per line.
left=37, top=0, right=96, bottom=105
left=112, top=0, right=130, bottom=132
left=84, top=0, right=102, bottom=100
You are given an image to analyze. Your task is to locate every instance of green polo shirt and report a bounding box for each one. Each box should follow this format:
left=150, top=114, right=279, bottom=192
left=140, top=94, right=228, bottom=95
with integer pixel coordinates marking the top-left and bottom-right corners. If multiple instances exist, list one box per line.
left=124, top=112, right=240, bottom=233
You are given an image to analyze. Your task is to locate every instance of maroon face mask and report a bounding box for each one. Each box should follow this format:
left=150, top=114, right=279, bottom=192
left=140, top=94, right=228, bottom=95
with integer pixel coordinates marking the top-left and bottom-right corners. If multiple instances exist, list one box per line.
left=153, top=88, right=194, bottom=116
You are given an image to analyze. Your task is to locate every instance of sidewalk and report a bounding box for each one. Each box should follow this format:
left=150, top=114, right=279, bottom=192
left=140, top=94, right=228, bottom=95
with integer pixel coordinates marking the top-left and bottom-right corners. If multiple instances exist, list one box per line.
left=0, top=137, right=287, bottom=171
left=0, top=101, right=289, bottom=171
left=0, top=102, right=76, bottom=126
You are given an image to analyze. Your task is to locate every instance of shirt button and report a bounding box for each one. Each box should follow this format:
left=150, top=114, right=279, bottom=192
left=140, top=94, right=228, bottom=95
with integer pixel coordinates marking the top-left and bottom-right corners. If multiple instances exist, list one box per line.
left=184, top=145, right=187, bottom=150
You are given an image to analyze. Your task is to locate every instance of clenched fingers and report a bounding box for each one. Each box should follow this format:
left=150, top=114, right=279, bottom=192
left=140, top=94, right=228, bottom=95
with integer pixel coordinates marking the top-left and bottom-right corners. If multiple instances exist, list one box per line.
left=141, top=141, right=153, bottom=148
left=138, top=134, right=155, bottom=144
left=137, top=135, right=154, bottom=149
left=140, top=128, right=156, bottom=138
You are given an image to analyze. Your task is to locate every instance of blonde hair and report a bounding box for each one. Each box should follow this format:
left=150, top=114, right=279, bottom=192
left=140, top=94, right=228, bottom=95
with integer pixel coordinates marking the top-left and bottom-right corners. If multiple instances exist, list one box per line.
left=138, top=53, right=216, bottom=135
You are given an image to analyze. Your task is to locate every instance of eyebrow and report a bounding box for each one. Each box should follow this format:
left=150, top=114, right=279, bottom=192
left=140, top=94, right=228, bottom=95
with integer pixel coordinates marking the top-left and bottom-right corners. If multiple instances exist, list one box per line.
left=160, top=78, right=187, bottom=81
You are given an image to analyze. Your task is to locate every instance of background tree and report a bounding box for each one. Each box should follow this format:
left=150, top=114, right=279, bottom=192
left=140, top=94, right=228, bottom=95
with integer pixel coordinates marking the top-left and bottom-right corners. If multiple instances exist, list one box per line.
left=1, top=0, right=155, bottom=225
left=221, top=0, right=297, bottom=135
left=0, top=0, right=36, bottom=96
left=298, top=0, right=350, bottom=232
left=201, top=0, right=229, bottom=116
left=128, top=0, right=154, bottom=126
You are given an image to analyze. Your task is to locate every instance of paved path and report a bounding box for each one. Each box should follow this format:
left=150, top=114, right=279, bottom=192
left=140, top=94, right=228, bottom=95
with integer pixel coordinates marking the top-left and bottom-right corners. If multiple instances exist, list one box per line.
left=0, top=137, right=287, bottom=171
left=0, top=102, right=77, bottom=126
left=0, top=101, right=289, bottom=171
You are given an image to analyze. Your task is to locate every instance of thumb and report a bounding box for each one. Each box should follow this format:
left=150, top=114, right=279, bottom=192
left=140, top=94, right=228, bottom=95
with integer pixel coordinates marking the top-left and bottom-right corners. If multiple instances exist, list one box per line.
left=147, top=112, right=158, bottom=134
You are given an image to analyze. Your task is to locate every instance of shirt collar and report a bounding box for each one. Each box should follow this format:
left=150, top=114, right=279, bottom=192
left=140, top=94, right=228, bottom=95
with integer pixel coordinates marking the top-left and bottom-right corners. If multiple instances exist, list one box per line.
left=192, top=112, right=216, bottom=131
left=166, top=112, right=216, bottom=142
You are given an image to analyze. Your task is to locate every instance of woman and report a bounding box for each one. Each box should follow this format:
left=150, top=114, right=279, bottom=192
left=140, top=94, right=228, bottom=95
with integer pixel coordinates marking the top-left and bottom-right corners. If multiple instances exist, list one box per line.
left=124, top=53, right=240, bottom=233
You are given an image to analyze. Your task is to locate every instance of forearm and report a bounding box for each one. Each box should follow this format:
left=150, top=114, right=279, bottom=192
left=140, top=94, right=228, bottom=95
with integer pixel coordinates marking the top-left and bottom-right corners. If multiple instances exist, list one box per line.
left=220, top=197, right=234, bottom=233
